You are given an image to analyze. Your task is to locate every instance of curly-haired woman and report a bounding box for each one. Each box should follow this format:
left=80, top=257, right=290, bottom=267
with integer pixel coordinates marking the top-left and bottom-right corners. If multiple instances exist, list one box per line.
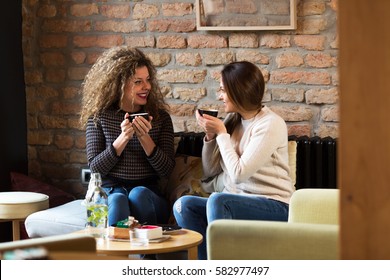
left=80, top=47, right=175, bottom=226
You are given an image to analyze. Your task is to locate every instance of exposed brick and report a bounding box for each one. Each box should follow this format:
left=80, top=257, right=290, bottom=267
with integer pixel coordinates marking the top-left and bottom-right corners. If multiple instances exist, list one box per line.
left=74, top=135, right=86, bottom=149
left=63, top=87, right=79, bottom=99
left=54, top=134, right=74, bottom=150
left=39, top=35, right=68, bottom=49
left=269, top=105, right=314, bottom=122
left=45, top=69, right=66, bottom=83
left=317, top=123, right=338, bottom=138
left=39, top=115, right=68, bottom=129
left=188, top=35, right=228, bottom=48
left=294, top=35, right=326, bottom=51
left=321, top=105, right=339, bottom=122
left=169, top=103, right=197, bottom=117
left=270, top=70, right=331, bottom=85
left=41, top=19, right=92, bottom=33
left=148, top=19, right=196, bottom=33
left=271, top=88, right=305, bottom=103
left=70, top=3, right=99, bottom=17
left=124, top=35, right=155, bottom=48
left=73, top=35, right=124, bottom=48
left=28, top=131, right=53, bottom=145
left=162, top=3, right=193, bottom=17
left=204, top=50, right=234, bottom=65
left=39, top=150, right=67, bottom=164
left=305, top=87, right=338, bottom=104
left=305, top=53, right=337, bottom=68
left=157, top=69, right=207, bottom=83
left=27, top=100, right=45, bottom=115
left=100, top=4, right=131, bottom=19
left=260, top=34, right=291, bottom=48
left=176, top=52, right=202, bottom=66
left=40, top=52, right=65, bottom=66
left=145, top=52, right=171, bottom=67
left=276, top=52, right=304, bottom=68
left=236, top=50, right=269, bottom=64
left=70, top=51, right=86, bottom=64
left=172, top=87, right=207, bottom=102
left=24, top=71, right=43, bottom=85
left=133, top=3, right=159, bottom=19
left=69, top=151, right=88, bottom=164
left=329, top=0, right=338, bottom=12
left=95, top=20, right=145, bottom=33
left=156, top=35, right=186, bottom=49
left=51, top=101, right=81, bottom=115
left=87, top=52, right=103, bottom=65
left=288, top=124, right=312, bottom=137
left=298, top=1, right=326, bottom=16
left=37, top=4, right=57, bottom=18
left=229, top=33, right=259, bottom=48
left=297, top=18, right=327, bottom=35
left=68, top=67, right=90, bottom=81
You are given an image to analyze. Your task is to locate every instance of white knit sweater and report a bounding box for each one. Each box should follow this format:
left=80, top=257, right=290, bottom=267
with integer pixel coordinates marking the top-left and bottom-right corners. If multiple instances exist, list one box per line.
left=202, top=106, right=294, bottom=204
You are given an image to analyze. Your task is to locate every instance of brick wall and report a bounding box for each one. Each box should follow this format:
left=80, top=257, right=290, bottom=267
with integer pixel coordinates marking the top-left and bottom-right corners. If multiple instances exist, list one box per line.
left=21, top=0, right=338, bottom=197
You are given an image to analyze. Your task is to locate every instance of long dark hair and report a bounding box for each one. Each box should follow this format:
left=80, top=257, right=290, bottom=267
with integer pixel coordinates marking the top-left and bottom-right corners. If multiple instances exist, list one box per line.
left=221, top=61, right=265, bottom=134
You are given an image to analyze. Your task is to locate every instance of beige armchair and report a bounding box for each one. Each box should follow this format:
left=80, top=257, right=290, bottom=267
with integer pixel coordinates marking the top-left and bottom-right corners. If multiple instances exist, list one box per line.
left=207, top=188, right=339, bottom=260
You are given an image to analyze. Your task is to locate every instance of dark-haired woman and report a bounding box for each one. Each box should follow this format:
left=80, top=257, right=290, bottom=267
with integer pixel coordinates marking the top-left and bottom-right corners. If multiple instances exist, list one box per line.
left=173, top=61, right=294, bottom=259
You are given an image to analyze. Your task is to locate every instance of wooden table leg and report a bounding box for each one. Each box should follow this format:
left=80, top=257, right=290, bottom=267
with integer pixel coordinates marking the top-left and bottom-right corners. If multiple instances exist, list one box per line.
left=187, top=246, right=198, bottom=260
left=12, top=220, right=21, bottom=240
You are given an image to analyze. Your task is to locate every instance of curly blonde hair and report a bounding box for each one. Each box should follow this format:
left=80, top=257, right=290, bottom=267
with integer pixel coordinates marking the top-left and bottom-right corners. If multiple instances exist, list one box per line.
left=79, top=46, right=168, bottom=127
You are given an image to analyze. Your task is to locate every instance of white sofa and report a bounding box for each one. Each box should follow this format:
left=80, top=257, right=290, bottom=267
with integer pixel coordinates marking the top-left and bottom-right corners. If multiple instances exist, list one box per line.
left=25, top=200, right=86, bottom=237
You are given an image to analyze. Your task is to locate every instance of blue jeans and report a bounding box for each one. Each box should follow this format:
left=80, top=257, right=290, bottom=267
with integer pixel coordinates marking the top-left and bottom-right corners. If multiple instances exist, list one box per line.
left=173, top=193, right=289, bottom=260
left=102, top=186, right=169, bottom=226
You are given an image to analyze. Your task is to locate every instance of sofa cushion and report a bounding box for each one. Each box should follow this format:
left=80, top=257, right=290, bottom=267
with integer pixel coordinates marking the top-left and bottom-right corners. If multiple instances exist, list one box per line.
left=25, top=199, right=86, bottom=238
left=165, top=155, right=210, bottom=204
left=10, top=172, right=75, bottom=208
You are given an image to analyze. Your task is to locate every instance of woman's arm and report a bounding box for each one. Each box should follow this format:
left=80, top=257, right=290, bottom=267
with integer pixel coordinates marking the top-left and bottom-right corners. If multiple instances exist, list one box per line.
left=217, top=114, right=287, bottom=184
left=86, top=118, right=121, bottom=175
left=144, top=111, right=176, bottom=178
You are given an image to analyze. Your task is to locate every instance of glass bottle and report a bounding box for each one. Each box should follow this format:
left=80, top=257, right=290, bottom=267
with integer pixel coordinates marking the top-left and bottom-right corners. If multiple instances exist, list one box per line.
left=85, top=173, right=108, bottom=240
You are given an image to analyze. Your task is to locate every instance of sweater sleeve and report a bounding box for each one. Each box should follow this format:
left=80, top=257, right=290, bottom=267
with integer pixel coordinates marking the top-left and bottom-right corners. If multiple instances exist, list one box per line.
left=86, top=118, right=121, bottom=175
left=216, top=114, right=287, bottom=184
left=145, top=111, right=175, bottom=178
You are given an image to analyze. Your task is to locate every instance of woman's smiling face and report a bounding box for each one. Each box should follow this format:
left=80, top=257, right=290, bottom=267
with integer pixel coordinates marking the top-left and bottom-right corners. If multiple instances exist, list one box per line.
left=122, top=66, right=151, bottom=112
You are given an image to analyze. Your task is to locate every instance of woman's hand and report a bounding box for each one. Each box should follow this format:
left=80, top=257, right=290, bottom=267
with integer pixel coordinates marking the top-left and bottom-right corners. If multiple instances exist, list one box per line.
left=131, top=115, right=153, bottom=138
left=196, top=110, right=226, bottom=141
left=120, top=113, right=135, bottom=141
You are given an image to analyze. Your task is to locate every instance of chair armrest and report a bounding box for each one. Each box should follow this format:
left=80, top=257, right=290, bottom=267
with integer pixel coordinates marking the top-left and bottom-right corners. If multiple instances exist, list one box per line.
left=207, top=219, right=338, bottom=260
left=0, top=233, right=96, bottom=253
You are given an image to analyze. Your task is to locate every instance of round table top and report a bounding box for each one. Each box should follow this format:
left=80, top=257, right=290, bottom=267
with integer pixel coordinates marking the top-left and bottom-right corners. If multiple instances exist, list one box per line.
left=0, top=191, right=49, bottom=220
left=0, top=191, right=49, bottom=204
left=84, top=229, right=203, bottom=256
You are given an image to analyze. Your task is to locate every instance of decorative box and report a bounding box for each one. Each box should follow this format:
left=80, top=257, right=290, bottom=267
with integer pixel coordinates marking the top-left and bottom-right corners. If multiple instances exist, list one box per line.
left=108, top=226, right=130, bottom=239
left=131, top=225, right=163, bottom=240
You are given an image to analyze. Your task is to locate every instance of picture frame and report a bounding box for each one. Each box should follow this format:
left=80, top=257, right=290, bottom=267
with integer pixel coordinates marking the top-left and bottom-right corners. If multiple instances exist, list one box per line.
left=195, top=0, right=297, bottom=31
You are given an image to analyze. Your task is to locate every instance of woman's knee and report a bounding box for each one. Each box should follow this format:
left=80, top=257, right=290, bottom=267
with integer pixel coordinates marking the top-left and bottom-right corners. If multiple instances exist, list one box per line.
left=129, top=186, right=149, bottom=198
left=173, top=195, right=206, bottom=217
left=108, top=192, right=128, bottom=205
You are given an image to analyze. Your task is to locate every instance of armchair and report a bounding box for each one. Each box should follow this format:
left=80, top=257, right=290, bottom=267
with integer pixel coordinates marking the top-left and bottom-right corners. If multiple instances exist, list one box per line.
left=207, top=188, right=339, bottom=260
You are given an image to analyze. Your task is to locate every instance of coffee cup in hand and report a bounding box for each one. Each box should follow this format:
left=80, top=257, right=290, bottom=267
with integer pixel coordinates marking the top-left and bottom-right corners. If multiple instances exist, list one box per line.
left=128, top=112, right=149, bottom=122
left=198, top=108, right=218, bottom=117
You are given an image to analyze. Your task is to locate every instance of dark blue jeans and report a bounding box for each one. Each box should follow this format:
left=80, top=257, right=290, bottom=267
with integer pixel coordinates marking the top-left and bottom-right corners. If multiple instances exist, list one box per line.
left=173, top=192, right=289, bottom=260
left=103, top=186, right=169, bottom=226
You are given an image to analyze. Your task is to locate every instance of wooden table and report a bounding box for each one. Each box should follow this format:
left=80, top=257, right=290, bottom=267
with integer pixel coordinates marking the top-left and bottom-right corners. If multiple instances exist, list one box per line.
left=77, top=229, right=203, bottom=260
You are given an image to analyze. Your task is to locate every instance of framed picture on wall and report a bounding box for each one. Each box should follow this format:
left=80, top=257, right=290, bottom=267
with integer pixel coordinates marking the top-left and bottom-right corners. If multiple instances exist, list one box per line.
left=195, top=0, right=297, bottom=31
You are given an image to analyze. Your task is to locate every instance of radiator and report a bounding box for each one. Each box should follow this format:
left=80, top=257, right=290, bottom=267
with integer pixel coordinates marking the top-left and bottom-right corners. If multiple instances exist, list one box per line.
left=291, top=135, right=337, bottom=189
left=175, top=133, right=338, bottom=189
